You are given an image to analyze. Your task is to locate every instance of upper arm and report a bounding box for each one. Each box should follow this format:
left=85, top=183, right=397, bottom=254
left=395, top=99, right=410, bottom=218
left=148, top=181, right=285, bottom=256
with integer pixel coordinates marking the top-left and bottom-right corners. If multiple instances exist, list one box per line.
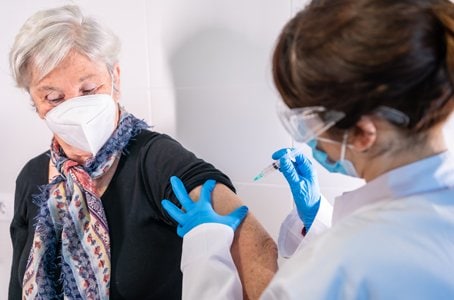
left=189, top=183, right=278, bottom=300
left=140, top=133, right=236, bottom=224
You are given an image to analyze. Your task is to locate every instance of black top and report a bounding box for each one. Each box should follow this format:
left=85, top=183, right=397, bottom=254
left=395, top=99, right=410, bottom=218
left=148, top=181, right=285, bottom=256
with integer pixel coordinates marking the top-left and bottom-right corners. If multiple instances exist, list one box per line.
left=9, top=130, right=235, bottom=300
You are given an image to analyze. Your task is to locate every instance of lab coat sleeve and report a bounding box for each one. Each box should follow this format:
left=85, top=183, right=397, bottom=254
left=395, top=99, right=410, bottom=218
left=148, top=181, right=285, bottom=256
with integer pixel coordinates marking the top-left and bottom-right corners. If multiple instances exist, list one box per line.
left=181, top=223, right=242, bottom=300
left=278, top=195, right=332, bottom=258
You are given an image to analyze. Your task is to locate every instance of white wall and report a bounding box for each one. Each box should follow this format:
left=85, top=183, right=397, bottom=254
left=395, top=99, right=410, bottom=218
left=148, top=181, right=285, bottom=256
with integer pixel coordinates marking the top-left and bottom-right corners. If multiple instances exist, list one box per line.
left=1, top=1, right=453, bottom=299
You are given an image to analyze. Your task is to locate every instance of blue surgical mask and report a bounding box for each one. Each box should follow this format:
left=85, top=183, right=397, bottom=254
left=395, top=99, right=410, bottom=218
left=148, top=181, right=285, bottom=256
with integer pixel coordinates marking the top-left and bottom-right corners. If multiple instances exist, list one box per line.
left=307, top=132, right=359, bottom=177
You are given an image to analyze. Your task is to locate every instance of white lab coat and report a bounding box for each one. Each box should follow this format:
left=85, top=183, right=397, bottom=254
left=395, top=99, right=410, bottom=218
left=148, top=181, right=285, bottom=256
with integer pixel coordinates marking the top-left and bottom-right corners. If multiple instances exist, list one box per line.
left=181, top=151, right=454, bottom=299
left=181, top=223, right=242, bottom=300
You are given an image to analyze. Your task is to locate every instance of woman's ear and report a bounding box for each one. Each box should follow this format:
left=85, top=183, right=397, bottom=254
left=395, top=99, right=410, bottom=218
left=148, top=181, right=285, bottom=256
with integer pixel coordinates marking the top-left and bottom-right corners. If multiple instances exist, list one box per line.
left=350, top=116, right=377, bottom=152
left=112, top=63, right=121, bottom=101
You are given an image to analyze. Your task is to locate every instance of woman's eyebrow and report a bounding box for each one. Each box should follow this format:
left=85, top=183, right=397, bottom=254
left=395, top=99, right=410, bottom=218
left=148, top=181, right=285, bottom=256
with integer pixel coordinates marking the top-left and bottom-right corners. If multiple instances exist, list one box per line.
left=36, top=74, right=98, bottom=91
left=79, top=74, right=97, bottom=82
left=38, top=86, right=60, bottom=92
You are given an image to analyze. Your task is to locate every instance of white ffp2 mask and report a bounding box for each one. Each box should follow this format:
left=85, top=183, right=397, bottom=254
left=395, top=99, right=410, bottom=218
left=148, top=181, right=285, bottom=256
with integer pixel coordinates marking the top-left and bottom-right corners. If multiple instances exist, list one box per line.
left=44, top=94, right=118, bottom=156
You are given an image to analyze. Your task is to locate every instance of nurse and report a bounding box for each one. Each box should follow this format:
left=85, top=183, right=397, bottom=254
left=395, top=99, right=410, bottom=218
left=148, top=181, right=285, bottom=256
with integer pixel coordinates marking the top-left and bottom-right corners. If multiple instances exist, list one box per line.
left=162, top=0, right=454, bottom=298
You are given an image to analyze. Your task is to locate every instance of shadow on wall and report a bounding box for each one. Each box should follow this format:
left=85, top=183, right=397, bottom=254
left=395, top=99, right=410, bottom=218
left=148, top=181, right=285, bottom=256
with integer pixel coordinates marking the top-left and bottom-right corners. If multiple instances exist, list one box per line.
left=167, top=27, right=285, bottom=181
left=169, top=27, right=262, bottom=88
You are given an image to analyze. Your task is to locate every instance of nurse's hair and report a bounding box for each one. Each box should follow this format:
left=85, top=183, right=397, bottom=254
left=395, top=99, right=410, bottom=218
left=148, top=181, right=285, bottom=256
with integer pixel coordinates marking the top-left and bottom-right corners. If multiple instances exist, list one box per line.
left=273, top=0, right=454, bottom=133
left=9, top=5, right=121, bottom=90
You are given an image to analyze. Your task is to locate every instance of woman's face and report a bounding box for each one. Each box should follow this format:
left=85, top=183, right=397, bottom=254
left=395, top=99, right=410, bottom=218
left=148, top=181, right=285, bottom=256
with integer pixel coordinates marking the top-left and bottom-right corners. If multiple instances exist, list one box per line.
left=28, top=50, right=120, bottom=118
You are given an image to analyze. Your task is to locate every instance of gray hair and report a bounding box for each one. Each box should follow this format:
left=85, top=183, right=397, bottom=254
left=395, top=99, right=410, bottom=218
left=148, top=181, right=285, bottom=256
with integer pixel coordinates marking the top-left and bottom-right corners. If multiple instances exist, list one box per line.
left=9, top=5, right=121, bottom=90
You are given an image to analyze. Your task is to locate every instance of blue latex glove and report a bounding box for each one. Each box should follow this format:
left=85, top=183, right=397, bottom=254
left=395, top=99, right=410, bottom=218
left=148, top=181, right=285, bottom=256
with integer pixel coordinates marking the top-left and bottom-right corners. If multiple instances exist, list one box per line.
left=161, top=176, right=249, bottom=237
left=272, top=148, right=321, bottom=231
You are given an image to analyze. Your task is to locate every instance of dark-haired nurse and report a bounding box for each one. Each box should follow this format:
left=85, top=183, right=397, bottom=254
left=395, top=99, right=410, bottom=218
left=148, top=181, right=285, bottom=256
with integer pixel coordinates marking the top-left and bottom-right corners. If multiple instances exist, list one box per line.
left=162, top=0, right=454, bottom=299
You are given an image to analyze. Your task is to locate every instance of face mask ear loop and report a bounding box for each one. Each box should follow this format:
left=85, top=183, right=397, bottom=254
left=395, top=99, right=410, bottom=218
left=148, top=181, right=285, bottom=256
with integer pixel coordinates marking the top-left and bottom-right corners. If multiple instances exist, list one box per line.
left=107, top=68, right=118, bottom=100
left=340, top=131, right=348, bottom=160
left=109, top=71, right=115, bottom=98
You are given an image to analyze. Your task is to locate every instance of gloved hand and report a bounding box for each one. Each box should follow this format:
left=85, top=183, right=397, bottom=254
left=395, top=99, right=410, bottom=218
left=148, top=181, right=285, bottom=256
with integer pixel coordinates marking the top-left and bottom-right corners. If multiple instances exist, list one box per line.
left=161, top=176, right=249, bottom=237
left=272, top=148, right=321, bottom=231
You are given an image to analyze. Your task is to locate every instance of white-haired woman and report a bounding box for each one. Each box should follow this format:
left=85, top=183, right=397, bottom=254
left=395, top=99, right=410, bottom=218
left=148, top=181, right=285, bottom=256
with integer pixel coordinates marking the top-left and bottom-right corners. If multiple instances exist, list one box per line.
left=8, top=5, right=277, bottom=300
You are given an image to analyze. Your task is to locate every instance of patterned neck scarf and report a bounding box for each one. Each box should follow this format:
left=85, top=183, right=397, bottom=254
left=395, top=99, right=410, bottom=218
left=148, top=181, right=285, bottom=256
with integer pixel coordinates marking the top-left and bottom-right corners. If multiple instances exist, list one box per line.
left=23, top=111, right=148, bottom=299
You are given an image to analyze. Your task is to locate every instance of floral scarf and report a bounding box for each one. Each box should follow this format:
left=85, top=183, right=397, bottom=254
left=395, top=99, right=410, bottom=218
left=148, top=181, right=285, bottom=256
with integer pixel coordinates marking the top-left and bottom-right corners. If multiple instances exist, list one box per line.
left=22, top=111, right=148, bottom=299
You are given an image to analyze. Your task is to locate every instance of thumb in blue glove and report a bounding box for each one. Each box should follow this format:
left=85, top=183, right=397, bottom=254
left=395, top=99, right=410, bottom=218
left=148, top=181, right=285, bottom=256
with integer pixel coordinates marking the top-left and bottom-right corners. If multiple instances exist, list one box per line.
left=161, top=176, right=249, bottom=237
left=272, top=148, right=321, bottom=231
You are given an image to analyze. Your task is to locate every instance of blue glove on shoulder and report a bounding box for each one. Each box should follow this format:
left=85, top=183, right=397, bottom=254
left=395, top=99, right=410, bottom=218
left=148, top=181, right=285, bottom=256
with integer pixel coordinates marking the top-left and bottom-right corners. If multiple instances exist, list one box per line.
left=272, top=148, right=321, bottom=231
left=161, top=176, right=249, bottom=237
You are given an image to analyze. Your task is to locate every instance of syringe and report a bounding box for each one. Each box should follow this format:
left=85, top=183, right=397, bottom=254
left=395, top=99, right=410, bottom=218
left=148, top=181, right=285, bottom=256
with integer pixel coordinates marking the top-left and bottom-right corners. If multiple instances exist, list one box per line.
left=253, top=161, right=280, bottom=181
left=253, top=148, right=302, bottom=181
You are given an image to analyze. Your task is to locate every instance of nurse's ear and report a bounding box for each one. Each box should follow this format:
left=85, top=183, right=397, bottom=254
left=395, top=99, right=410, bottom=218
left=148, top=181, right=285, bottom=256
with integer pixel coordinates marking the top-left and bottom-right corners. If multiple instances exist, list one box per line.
left=350, top=116, right=377, bottom=152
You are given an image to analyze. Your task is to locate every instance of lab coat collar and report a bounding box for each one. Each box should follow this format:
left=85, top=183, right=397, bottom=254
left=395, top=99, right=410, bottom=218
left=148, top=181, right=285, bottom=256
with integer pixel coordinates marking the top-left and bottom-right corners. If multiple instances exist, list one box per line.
left=332, top=151, right=454, bottom=225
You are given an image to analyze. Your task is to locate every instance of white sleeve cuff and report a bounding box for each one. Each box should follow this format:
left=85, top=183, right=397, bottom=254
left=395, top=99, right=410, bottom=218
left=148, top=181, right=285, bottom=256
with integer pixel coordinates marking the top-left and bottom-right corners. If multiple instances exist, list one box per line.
left=278, top=195, right=332, bottom=258
left=181, top=223, right=243, bottom=300
left=182, top=223, right=234, bottom=269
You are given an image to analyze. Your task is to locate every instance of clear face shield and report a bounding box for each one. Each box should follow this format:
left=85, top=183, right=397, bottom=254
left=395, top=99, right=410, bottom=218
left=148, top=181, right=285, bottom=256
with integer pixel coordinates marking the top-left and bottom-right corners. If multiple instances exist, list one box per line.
left=276, top=100, right=346, bottom=143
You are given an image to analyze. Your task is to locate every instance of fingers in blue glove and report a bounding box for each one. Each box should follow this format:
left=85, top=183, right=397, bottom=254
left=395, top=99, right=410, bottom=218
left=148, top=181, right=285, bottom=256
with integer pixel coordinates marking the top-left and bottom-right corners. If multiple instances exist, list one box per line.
left=288, top=155, right=316, bottom=185
left=161, top=199, right=185, bottom=224
left=162, top=176, right=250, bottom=237
left=199, top=178, right=216, bottom=205
left=170, top=176, right=196, bottom=210
left=293, top=154, right=314, bottom=179
left=272, top=148, right=297, bottom=182
left=229, top=206, right=249, bottom=231
left=272, top=148, right=315, bottom=181
left=272, top=148, right=294, bottom=160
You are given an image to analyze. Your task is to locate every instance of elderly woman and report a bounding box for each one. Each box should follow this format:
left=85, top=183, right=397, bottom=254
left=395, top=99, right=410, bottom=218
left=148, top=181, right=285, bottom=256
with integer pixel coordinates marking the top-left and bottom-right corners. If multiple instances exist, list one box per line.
left=8, top=5, right=277, bottom=300
left=163, top=0, right=454, bottom=298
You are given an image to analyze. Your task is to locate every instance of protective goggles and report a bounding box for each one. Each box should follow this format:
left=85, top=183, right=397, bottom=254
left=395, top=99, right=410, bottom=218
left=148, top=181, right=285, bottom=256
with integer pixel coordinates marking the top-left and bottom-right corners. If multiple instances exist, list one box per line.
left=276, top=100, right=345, bottom=143
left=277, top=100, right=410, bottom=143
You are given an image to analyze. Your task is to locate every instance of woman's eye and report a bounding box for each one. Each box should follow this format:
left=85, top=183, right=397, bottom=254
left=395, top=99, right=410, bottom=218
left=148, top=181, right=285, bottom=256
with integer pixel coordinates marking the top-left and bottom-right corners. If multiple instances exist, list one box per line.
left=48, top=99, right=64, bottom=106
left=46, top=95, right=64, bottom=105
left=81, top=83, right=100, bottom=95
left=82, top=88, right=97, bottom=95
